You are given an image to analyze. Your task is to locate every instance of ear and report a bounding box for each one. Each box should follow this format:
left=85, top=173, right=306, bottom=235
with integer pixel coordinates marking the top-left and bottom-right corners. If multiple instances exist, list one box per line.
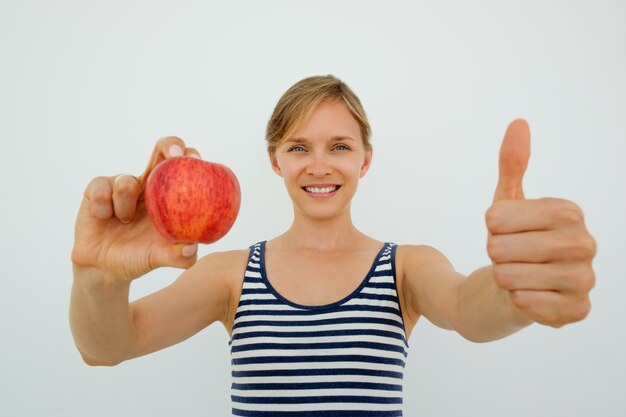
left=269, top=150, right=283, bottom=177
left=359, top=146, right=373, bottom=178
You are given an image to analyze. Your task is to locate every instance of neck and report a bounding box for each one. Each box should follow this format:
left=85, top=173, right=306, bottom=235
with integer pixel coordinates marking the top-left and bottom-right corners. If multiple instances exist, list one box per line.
left=275, top=206, right=366, bottom=252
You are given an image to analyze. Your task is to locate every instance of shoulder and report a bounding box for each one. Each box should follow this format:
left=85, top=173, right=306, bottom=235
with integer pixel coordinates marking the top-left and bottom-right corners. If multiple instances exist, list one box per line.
left=191, top=248, right=250, bottom=293
left=193, top=248, right=251, bottom=334
left=395, top=244, right=454, bottom=304
left=396, top=244, right=453, bottom=271
left=176, top=248, right=250, bottom=303
left=195, top=248, right=250, bottom=271
left=393, top=244, right=465, bottom=336
left=394, top=244, right=458, bottom=328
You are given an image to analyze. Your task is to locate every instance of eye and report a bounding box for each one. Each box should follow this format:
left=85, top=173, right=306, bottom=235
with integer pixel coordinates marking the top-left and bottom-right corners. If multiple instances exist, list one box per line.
left=288, top=145, right=306, bottom=152
left=333, top=144, right=350, bottom=151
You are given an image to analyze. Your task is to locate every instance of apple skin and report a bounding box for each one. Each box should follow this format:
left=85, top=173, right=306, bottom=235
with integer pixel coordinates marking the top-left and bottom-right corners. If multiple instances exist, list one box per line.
left=144, top=156, right=241, bottom=244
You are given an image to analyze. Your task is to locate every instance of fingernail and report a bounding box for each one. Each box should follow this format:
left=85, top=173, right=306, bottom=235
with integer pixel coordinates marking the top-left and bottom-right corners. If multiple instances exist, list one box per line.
left=169, top=144, right=183, bottom=157
left=182, top=244, right=197, bottom=257
left=189, top=153, right=201, bottom=159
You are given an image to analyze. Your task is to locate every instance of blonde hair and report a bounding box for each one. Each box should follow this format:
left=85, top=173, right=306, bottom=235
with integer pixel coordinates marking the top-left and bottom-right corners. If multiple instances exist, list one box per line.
left=266, top=75, right=371, bottom=153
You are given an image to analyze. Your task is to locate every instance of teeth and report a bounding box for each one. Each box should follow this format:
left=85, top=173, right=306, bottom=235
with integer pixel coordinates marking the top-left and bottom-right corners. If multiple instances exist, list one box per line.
left=305, top=186, right=338, bottom=194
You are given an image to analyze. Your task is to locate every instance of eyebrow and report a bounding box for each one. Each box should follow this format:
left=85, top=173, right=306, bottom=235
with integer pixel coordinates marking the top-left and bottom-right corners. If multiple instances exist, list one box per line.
left=286, top=136, right=356, bottom=143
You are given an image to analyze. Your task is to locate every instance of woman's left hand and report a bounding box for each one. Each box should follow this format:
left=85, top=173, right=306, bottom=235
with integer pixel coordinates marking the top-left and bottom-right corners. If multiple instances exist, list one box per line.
left=485, top=119, right=597, bottom=328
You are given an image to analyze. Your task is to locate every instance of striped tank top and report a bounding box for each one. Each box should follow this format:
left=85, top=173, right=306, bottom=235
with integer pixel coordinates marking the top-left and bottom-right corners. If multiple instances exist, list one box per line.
left=229, top=241, right=410, bottom=416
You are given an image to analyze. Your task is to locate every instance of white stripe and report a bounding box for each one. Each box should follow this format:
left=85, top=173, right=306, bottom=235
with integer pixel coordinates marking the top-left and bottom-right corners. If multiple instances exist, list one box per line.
left=233, top=310, right=404, bottom=326
left=231, top=388, right=401, bottom=398
left=231, top=402, right=402, bottom=412
left=369, top=275, right=394, bottom=284
left=233, top=360, right=405, bottom=373
left=231, top=334, right=406, bottom=349
left=344, top=298, right=399, bottom=309
left=244, top=270, right=261, bottom=278
left=231, top=322, right=406, bottom=339
left=238, top=293, right=277, bottom=302
left=378, top=255, right=391, bottom=261
left=361, top=287, right=397, bottom=297
left=232, top=374, right=402, bottom=386
left=248, top=261, right=260, bottom=269
left=375, top=263, right=392, bottom=272
left=236, top=303, right=296, bottom=313
left=231, top=347, right=406, bottom=361
left=241, top=282, right=266, bottom=290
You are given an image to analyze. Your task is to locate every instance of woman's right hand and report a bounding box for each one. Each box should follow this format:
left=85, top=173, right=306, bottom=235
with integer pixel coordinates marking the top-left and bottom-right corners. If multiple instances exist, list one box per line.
left=71, top=136, right=202, bottom=284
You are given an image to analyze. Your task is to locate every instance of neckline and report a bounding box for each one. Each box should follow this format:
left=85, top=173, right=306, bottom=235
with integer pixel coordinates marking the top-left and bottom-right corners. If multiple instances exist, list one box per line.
left=258, top=241, right=388, bottom=311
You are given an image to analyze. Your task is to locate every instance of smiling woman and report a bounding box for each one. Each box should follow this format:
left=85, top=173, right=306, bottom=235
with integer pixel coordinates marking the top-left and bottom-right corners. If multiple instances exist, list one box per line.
left=69, top=74, right=596, bottom=417
left=269, top=96, right=373, bottom=222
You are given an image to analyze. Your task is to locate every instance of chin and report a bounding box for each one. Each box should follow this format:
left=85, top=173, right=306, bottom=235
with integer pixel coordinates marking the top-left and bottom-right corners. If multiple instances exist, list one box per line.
left=294, top=204, right=352, bottom=222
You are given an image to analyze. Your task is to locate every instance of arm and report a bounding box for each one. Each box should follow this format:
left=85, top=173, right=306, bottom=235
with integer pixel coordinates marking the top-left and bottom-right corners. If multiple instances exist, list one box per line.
left=453, top=264, right=532, bottom=342
left=400, top=222, right=595, bottom=344
left=70, top=250, right=244, bottom=366
left=398, top=246, right=531, bottom=343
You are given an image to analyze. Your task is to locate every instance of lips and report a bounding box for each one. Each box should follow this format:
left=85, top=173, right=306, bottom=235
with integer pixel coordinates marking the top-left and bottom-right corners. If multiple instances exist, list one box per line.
left=303, top=185, right=339, bottom=194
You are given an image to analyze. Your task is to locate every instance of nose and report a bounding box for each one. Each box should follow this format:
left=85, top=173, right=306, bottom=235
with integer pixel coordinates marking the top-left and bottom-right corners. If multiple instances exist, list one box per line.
left=305, top=151, right=332, bottom=177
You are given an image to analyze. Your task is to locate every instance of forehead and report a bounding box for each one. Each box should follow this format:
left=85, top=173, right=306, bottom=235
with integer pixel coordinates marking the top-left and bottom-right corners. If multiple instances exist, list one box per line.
left=285, top=100, right=362, bottom=143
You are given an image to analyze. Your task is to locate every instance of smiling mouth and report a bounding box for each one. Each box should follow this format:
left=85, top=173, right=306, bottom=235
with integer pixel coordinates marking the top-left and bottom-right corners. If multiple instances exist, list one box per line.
left=303, top=185, right=340, bottom=194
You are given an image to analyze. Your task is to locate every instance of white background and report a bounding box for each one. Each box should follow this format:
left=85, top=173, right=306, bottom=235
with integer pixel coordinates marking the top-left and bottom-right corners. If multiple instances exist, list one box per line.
left=1, top=1, right=625, bottom=416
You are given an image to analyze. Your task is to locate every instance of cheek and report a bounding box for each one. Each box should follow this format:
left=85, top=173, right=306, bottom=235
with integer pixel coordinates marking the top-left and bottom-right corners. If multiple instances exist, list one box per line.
left=279, top=161, right=305, bottom=183
left=338, top=158, right=365, bottom=179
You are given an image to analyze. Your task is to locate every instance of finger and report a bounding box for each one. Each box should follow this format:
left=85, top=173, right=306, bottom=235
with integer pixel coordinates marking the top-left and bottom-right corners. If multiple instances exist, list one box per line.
left=509, top=289, right=591, bottom=327
left=112, top=174, right=141, bottom=223
left=137, top=136, right=188, bottom=188
left=488, top=228, right=594, bottom=264
left=84, top=177, right=114, bottom=220
left=152, top=242, right=199, bottom=269
left=493, top=119, right=531, bottom=202
left=487, top=230, right=557, bottom=263
left=486, top=198, right=585, bottom=234
left=185, top=147, right=202, bottom=159
left=493, top=262, right=595, bottom=293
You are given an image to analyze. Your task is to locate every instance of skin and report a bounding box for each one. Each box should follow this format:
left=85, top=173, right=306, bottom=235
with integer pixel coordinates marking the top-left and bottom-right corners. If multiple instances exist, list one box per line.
left=70, top=100, right=596, bottom=366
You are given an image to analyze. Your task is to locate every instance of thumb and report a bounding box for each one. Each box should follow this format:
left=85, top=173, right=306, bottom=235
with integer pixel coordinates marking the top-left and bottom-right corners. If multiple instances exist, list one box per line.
left=493, top=118, right=531, bottom=202
left=156, top=243, right=199, bottom=270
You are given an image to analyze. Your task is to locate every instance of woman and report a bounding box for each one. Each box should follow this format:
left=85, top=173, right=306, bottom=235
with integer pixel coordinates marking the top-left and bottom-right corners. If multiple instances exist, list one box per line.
left=70, top=75, right=596, bottom=416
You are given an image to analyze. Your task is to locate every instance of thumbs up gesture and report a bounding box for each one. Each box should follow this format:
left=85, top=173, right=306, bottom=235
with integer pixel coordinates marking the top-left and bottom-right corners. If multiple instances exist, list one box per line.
left=486, top=119, right=596, bottom=328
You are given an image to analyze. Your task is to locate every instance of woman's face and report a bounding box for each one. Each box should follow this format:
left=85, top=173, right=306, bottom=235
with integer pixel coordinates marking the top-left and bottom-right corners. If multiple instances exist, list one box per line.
left=270, top=99, right=372, bottom=221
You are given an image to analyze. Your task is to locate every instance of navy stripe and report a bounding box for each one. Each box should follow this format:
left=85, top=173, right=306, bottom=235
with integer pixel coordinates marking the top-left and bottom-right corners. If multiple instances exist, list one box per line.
left=232, top=395, right=403, bottom=405
left=243, top=276, right=262, bottom=282
left=351, top=293, right=399, bottom=303
left=232, top=368, right=404, bottom=379
left=235, top=305, right=401, bottom=319
left=231, top=328, right=406, bottom=342
left=238, top=293, right=400, bottom=306
left=363, top=282, right=396, bottom=290
left=232, top=381, right=402, bottom=392
left=232, top=317, right=405, bottom=331
left=231, top=341, right=407, bottom=356
left=232, top=409, right=403, bottom=417
left=238, top=299, right=285, bottom=307
left=232, top=354, right=406, bottom=367
left=241, top=288, right=271, bottom=295
left=371, top=270, right=395, bottom=277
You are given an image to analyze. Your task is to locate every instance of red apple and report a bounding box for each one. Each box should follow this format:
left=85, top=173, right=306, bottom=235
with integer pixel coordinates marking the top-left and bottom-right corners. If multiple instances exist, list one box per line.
left=144, top=156, right=241, bottom=244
